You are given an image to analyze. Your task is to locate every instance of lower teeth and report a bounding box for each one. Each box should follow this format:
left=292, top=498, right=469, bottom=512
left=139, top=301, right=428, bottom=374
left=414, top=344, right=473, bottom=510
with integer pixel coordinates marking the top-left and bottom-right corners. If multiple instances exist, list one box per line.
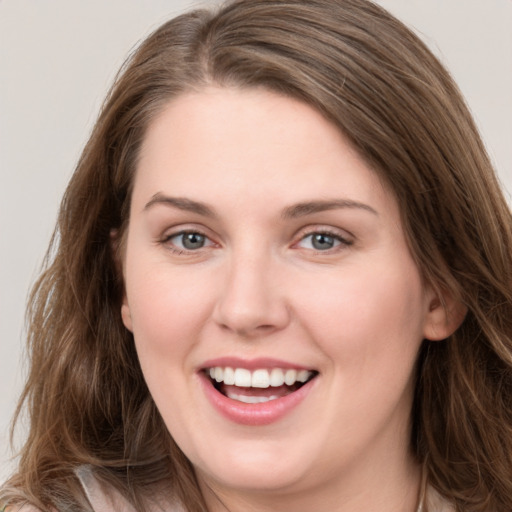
left=227, top=393, right=280, bottom=404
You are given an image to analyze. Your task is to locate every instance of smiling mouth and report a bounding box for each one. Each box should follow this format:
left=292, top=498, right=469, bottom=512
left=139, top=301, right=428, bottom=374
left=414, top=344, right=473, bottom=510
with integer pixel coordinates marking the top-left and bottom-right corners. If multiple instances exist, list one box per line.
left=205, top=367, right=318, bottom=404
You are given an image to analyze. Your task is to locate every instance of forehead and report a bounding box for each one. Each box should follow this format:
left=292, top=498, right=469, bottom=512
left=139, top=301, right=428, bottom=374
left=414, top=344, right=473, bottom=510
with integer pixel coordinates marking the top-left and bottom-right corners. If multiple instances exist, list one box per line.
left=133, top=86, right=395, bottom=217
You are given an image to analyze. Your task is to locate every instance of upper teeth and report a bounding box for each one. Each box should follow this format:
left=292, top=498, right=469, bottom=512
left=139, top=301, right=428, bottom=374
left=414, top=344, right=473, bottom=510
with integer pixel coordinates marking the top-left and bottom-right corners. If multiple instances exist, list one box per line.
left=207, top=367, right=313, bottom=388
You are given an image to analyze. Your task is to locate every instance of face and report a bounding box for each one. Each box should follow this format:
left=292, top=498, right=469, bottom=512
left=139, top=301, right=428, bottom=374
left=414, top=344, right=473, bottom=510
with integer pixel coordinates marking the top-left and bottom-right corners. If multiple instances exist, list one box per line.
left=121, top=87, right=445, bottom=503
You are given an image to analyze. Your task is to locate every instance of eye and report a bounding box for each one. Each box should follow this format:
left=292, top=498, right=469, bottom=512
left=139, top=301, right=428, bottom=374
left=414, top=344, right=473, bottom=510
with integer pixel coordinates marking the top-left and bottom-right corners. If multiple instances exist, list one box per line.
left=296, top=231, right=351, bottom=251
left=166, top=231, right=214, bottom=251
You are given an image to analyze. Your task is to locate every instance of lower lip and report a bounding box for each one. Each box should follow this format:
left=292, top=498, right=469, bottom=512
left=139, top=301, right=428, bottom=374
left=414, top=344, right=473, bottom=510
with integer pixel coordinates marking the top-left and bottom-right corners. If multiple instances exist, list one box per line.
left=198, top=372, right=316, bottom=426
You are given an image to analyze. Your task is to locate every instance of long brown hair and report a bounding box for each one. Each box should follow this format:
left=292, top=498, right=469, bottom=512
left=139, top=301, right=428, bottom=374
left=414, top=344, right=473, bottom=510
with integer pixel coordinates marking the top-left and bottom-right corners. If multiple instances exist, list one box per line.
left=2, top=1, right=512, bottom=510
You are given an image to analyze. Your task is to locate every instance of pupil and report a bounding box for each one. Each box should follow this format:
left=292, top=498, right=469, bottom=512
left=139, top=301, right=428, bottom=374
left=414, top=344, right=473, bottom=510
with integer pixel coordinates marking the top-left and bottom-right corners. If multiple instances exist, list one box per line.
left=312, top=233, right=334, bottom=250
left=183, top=233, right=205, bottom=249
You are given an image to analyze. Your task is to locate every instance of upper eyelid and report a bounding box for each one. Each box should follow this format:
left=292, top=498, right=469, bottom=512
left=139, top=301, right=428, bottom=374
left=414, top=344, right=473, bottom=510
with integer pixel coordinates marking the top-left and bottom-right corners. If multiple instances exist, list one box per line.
left=301, top=231, right=349, bottom=242
left=163, top=228, right=207, bottom=238
left=294, top=225, right=354, bottom=241
left=165, top=230, right=211, bottom=241
left=160, top=224, right=215, bottom=240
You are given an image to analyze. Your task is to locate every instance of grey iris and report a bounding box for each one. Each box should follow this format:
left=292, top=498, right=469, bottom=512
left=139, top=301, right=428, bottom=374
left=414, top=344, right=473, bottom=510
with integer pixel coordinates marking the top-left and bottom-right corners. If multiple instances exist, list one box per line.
left=182, top=232, right=205, bottom=250
left=312, top=233, right=335, bottom=250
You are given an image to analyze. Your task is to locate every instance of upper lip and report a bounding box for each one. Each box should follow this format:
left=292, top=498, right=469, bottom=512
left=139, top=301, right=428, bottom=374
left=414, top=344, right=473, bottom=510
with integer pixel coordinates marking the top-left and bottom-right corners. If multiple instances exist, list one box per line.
left=200, top=357, right=315, bottom=372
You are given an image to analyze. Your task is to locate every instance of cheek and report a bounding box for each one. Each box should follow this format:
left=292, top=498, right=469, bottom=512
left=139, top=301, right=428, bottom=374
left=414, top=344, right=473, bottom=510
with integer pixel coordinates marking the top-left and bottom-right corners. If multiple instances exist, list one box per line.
left=123, top=259, right=217, bottom=364
left=124, top=263, right=218, bottom=430
left=293, top=260, right=426, bottom=366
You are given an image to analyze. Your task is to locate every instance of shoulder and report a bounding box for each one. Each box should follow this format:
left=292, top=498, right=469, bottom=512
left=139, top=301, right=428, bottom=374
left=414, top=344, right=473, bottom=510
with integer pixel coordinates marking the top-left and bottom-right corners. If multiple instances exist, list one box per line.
left=75, top=465, right=185, bottom=512
left=423, top=485, right=455, bottom=512
left=3, top=466, right=184, bottom=512
left=75, top=465, right=138, bottom=512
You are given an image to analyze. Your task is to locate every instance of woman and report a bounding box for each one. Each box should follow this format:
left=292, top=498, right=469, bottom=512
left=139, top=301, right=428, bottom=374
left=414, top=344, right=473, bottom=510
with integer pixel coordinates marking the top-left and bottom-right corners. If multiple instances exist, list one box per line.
left=2, top=0, right=512, bottom=510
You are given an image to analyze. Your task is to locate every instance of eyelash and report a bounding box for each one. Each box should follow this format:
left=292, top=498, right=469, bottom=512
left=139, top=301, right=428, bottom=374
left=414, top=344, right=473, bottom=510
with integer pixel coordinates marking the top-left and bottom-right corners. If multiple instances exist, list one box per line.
left=295, top=228, right=353, bottom=252
left=160, top=229, right=214, bottom=255
left=159, top=228, right=353, bottom=255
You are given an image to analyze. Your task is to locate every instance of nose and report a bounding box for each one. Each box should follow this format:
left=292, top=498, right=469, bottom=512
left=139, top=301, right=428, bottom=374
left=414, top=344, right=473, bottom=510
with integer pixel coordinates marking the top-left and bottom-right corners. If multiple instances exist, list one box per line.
left=212, top=250, right=291, bottom=338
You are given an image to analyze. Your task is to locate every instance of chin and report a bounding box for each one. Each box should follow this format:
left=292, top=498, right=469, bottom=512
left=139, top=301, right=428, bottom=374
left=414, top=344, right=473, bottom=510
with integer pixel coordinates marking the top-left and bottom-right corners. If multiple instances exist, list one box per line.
left=185, top=425, right=338, bottom=498
left=196, top=455, right=312, bottom=495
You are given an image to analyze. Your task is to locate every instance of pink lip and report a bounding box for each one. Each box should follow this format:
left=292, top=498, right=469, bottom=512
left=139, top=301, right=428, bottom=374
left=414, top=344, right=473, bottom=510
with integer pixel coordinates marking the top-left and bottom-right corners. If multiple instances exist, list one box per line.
left=200, top=357, right=312, bottom=371
left=198, top=370, right=317, bottom=426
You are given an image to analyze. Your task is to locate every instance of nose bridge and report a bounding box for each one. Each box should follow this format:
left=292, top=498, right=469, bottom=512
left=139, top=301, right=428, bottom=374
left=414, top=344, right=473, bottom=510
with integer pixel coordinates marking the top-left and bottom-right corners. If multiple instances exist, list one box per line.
left=213, top=242, right=289, bottom=336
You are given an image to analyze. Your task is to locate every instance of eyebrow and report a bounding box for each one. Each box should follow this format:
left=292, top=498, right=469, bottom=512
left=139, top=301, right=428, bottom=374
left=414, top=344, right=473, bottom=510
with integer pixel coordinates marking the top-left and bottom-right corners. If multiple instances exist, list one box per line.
left=143, top=194, right=378, bottom=219
left=143, top=193, right=217, bottom=217
left=281, top=199, right=378, bottom=219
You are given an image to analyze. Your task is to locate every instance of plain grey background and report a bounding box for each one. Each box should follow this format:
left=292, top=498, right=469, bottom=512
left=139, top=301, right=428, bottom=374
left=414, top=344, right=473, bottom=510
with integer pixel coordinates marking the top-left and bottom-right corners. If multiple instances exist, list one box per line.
left=1, top=0, right=511, bottom=483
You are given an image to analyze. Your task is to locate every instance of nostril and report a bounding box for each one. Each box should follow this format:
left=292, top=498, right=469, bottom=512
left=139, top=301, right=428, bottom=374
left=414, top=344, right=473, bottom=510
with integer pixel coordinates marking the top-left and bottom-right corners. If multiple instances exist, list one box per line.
left=218, top=322, right=277, bottom=339
left=212, top=276, right=291, bottom=336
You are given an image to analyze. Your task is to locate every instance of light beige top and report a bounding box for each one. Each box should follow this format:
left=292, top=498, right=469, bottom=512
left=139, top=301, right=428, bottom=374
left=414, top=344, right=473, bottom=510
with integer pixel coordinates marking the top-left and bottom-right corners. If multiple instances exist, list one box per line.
left=13, top=464, right=455, bottom=512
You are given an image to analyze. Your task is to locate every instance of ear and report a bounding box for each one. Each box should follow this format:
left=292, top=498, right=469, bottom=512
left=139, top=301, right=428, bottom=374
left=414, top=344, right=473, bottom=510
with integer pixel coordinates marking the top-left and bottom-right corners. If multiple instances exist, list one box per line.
left=423, top=286, right=467, bottom=341
left=110, top=228, right=133, bottom=333
left=121, top=300, right=133, bottom=332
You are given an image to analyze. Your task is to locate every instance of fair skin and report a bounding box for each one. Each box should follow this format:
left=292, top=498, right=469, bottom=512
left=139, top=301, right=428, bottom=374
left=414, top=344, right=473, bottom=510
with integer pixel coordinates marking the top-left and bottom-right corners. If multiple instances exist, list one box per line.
left=120, top=87, right=455, bottom=512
